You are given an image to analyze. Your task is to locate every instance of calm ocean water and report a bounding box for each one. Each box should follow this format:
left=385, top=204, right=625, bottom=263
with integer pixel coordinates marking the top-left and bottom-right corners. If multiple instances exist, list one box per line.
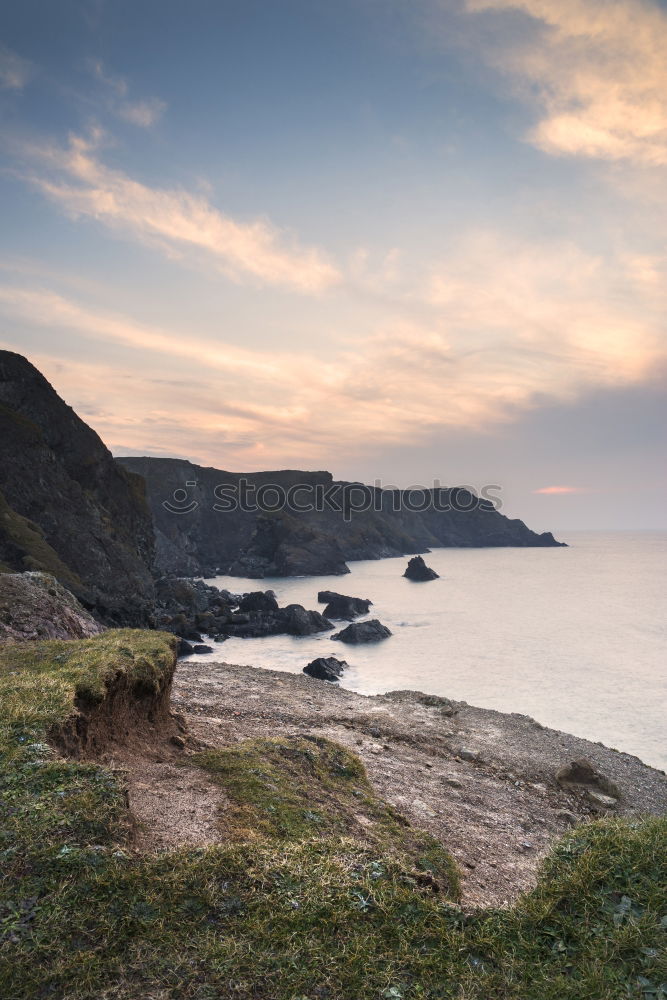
left=195, top=531, right=667, bottom=771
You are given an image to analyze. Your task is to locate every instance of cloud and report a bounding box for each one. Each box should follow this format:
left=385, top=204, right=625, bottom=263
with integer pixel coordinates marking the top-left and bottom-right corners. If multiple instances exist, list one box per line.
left=13, top=131, right=340, bottom=292
left=0, top=44, right=33, bottom=91
left=115, top=98, right=167, bottom=128
left=87, top=58, right=127, bottom=97
left=425, top=231, right=665, bottom=391
left=0, top=238, right=664, bottom=468
left=532, top=485, right=589, bottom=494
left=87, top=58, right=167, bottom=127
left=465, top=0, right=667, bottom=165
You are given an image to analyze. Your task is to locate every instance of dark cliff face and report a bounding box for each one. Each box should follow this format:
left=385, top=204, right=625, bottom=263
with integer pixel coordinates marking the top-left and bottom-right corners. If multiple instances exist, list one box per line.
left=0, top=351, right=155, bottom=624
left=118, top=456, right=564, bottom=578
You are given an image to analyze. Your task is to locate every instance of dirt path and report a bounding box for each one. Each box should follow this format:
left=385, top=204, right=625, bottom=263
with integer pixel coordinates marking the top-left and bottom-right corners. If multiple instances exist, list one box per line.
left=107, top=658, right=667, bottom=909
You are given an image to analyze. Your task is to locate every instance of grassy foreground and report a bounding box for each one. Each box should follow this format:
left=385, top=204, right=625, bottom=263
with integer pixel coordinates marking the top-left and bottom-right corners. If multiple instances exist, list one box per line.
left=0, top=631, right=665, bottom=999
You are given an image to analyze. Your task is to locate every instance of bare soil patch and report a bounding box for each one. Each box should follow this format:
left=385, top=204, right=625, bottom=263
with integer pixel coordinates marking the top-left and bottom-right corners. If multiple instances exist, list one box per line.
left=171, top=658, right=667, bottom=908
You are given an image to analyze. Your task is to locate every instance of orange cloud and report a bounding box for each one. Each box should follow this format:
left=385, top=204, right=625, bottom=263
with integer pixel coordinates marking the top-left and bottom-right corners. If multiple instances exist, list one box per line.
left=532, top=486, right=589, bottom=494
left=15, top=132, right=340, bottom=292
left=1, top=248, right=665, bottom=469
left=466, top=0, right=667, bottom=165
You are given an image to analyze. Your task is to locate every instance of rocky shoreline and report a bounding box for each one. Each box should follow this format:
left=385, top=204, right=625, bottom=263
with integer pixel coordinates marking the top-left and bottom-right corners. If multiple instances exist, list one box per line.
left=3, top=351, right=664, bottom=918
left=113, top=655, right=667, bottom=909
left=1, top=351, right=566, bottom=636
left=119, top=455, right=566, bottom=580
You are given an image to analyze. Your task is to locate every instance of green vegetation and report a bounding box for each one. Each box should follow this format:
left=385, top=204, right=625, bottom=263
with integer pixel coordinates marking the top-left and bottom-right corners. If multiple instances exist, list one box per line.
left=1, top=631, right=665, bottom=1000
left=195, top=736, right=460, bottom=893
left=0, top=489, right=82, bottom=589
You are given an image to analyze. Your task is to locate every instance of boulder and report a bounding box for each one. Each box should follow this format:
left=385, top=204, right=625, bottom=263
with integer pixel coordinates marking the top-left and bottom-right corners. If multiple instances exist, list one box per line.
left=238, top=590, right=279, bottom=613
left=224, top=604, right=333, bottom=638
left=180, top=627, right=204, bottom=642
left=177, top=638, right=194, bottom=657
left=318, top=590, right=342, bottom=603
left=192, top=644, right=213, bottom=654
left=318, top=590, right=372, bottom=605
left=303, top=656, right=348, bottom=682
left=224, top=613, right=281, bottom=638
left=331, top=619, right=392, bottom=643
left=0, top=572, right=105, bottom=643
left=556, top=759, right=621, bottom=803
left=403, top=555, right=439, bottom=581
left=586, top=791, right=618, bottom=811
left=322, top=594, right=373, bottom=620
left=279, top=604, right=334, bottom=636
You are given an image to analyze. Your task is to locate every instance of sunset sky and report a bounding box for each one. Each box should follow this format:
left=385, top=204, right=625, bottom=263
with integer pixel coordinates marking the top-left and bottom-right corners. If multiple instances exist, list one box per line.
left=1, top=0, right=665, bottom=530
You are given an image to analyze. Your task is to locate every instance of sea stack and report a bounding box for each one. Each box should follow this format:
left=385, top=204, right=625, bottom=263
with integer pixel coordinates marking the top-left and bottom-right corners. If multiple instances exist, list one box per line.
left=404, top=555, right=439, bottom=581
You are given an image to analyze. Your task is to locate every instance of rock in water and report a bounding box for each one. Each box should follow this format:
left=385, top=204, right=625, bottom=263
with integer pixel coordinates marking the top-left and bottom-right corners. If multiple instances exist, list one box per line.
left=222, top=603, right=333, bottom=638
left=318, top=589, right=372, bottom=606
left=303, top=656, right=348, bottom=681
left=279, top=604, right=334, bottom=636
left=322, top=594, right=373, bottom=620
left=403, top=555, right=439, bottom=581
left=331, top=619, right=392, bottom=643
left=318, top=590, right=343, bottom=603
left=238, top=590, right=279, bottom=613
left=118, top=457, right=565, bottom=581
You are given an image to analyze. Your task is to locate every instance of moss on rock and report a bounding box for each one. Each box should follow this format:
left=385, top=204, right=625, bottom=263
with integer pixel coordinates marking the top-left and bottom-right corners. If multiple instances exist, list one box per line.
left=0, top=489, right=82, bottom=591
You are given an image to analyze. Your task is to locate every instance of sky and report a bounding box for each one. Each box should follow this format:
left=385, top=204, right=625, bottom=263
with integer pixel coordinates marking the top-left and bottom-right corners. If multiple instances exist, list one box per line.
left=0, top=0, right=665, bottom=531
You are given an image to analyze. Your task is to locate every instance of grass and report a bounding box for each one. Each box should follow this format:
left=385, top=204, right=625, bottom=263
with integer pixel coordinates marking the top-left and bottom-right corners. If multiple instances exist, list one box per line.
left=1, top=631, right=665, bottom=1000
left=194, top=736, right=461, bottom=893
left=0, top=489, right=82, bottom=590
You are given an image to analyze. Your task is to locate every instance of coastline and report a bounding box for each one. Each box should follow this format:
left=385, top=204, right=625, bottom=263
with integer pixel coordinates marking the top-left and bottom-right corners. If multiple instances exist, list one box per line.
left=116, top=656, right=667, bottom=909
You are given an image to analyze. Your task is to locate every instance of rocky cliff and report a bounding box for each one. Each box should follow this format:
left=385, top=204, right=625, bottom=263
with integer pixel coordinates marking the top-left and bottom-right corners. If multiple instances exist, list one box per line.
left=0, top=572, right=106, bottom=642
left=118, top=457, right=564, bottom=578
left=0, top=351, right=155, bottom=624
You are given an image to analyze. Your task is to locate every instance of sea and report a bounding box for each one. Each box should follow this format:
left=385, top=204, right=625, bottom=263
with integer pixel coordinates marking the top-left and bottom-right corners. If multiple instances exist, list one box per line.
left=189, top=531, right=667, bottom=771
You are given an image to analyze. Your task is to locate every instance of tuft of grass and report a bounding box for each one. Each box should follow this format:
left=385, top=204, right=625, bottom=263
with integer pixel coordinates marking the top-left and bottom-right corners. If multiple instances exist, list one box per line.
left=0, top=631, right=177, bottom=882
left=195, top=735, right=460, bottom=894
left=1, top=631, right=665, bottom=1000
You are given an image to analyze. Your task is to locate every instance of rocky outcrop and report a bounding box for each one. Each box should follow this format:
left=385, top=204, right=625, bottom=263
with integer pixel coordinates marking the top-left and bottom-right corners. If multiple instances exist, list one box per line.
left=281, top=604, right=334, bottom=636
left=0, top=572, right=106, bottom=643
left=118, top=457, right=565, bottom=579
left=225, top=604, right=333, bottom=638
left=238, top=591, right=279, bottom=613
left=156, top=577, right=333, bottom=641
left=322, top=594, right=373, bottom=620
left=229, top=512, right=349, bottom=577
left=318, top=590, right=367, bottom=604
left=0, top=352, right=155, bottom=624
left=154, top=577, right=238, bottom=641
left=331, top=619, right=392, bottom=643
left=556, top=759, right=621, bottom=810
left=303, top=656, right=348, bottom=681
left=404, top=555, right=439, bottom=581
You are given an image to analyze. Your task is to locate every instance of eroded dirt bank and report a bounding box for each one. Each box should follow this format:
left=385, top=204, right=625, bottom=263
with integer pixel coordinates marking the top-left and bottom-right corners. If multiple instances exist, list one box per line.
left=106, top=658, right=667, bottom=909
